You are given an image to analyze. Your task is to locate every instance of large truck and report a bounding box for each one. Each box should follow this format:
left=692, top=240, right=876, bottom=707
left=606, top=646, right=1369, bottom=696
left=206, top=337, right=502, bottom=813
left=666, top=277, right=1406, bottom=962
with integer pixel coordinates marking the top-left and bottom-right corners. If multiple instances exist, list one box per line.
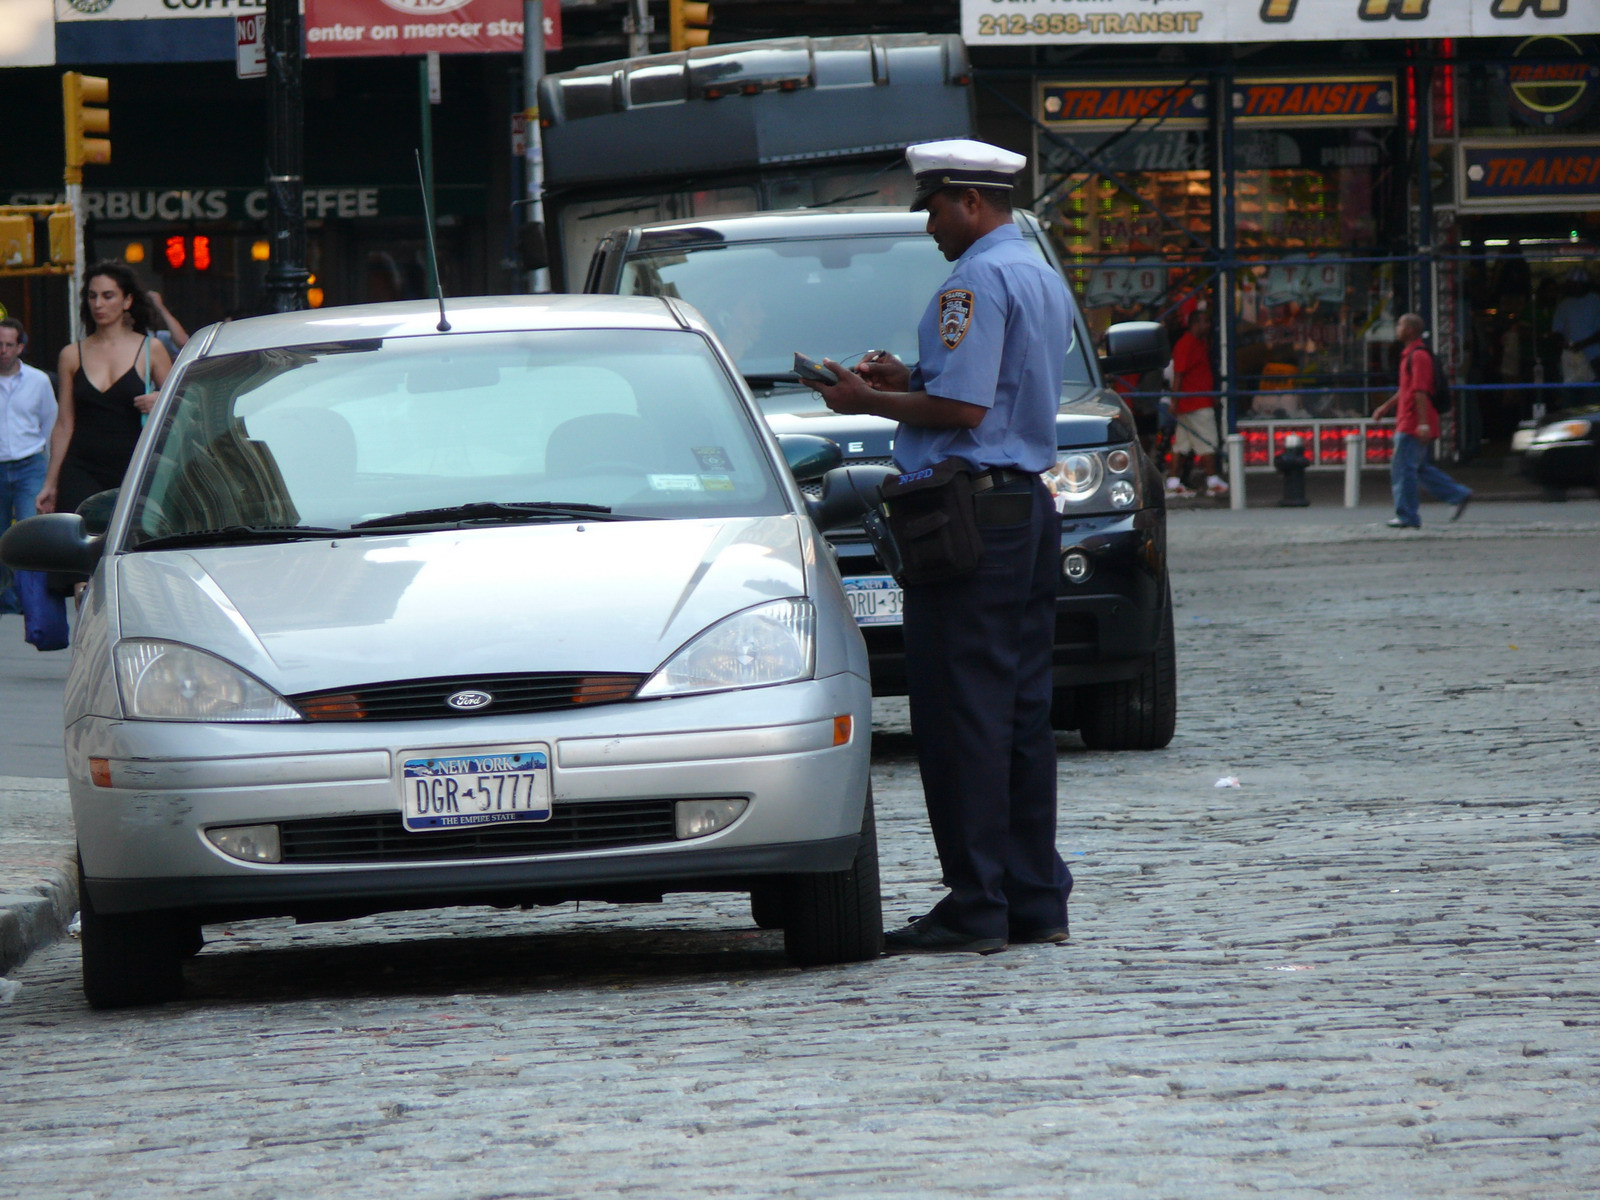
left=535, top=33, right=975, bottom=290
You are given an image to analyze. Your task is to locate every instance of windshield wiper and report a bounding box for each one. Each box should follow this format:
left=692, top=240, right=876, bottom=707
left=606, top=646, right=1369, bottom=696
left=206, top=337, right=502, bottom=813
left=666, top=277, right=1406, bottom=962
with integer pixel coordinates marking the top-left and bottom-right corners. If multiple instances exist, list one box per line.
left=350, top=501, right=638, bottom=531
left=132, top=525, right=345, bottom=551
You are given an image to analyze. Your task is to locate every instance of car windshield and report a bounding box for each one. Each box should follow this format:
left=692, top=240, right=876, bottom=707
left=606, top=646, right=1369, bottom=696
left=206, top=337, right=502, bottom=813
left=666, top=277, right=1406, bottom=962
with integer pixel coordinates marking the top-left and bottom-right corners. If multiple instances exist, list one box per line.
left=126, top=328, right=786, bottom=546
left=619, top=232, right=1094, bottom=389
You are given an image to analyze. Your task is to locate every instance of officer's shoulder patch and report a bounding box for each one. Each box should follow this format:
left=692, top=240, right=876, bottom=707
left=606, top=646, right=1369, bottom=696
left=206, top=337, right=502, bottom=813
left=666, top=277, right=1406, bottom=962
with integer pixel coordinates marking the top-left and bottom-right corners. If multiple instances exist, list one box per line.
left=938, top=288, right=974, bottom=350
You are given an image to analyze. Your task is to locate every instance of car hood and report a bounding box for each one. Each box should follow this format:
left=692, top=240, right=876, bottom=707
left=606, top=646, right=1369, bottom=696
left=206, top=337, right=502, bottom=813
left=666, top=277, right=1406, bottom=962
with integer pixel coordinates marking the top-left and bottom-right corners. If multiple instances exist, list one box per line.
left=112, top=516, right=808, bottom=694
left=756, top=380, right=1134, bottom=454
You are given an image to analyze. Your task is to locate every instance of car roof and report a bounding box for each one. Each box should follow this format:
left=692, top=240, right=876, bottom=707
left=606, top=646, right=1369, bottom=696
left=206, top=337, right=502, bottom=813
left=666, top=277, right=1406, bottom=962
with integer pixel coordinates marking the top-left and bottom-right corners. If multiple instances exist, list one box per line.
left=197, top=294, right=697, bottom=357
left=624, top=206, right=1043, bottom=252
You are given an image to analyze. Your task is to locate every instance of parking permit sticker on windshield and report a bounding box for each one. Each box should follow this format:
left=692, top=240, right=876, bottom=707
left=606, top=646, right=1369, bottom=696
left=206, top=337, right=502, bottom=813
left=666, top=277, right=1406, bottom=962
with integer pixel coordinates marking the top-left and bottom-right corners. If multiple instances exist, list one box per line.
left=700, top=475, right=734, bottom=491
left=648, top=474, right=703, bottom=491
left=693, top=446, right=733, bottom=471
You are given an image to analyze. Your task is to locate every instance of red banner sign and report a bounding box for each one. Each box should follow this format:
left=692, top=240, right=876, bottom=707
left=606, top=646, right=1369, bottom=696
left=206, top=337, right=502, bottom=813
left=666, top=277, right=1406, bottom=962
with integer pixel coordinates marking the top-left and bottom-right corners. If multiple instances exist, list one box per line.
left=306, top=0, right=560, bottom=58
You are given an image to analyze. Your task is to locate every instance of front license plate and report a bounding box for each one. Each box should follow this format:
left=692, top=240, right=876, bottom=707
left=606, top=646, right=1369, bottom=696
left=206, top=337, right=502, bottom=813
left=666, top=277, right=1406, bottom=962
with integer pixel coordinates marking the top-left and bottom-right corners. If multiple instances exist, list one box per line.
left=401, top=748, right=551, bottom=832
left=843, top=575, right=904, bottom=627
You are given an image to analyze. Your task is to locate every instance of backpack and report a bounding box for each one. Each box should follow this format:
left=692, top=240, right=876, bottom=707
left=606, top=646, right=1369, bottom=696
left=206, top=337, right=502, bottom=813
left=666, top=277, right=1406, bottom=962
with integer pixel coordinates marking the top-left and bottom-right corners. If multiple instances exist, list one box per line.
left=1423, top=346, right=1453, bottom=414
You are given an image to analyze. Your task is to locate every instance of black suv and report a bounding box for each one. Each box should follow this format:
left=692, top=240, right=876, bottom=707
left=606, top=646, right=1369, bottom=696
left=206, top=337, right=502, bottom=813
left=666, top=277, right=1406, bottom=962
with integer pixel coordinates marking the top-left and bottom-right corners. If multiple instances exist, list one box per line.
left=584, top=207, right=1174, bottom=749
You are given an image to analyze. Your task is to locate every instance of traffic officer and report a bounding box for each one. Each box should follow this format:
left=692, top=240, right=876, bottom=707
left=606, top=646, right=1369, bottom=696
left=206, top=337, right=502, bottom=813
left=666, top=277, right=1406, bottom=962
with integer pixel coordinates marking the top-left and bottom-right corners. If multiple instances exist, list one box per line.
left=804, top=139, right=1074, bottom=953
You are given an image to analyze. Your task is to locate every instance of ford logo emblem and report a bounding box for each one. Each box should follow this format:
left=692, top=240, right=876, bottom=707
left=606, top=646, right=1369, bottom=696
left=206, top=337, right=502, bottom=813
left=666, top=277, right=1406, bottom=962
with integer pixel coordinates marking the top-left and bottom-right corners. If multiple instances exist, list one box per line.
left=446, top=690, right=493, bottom=712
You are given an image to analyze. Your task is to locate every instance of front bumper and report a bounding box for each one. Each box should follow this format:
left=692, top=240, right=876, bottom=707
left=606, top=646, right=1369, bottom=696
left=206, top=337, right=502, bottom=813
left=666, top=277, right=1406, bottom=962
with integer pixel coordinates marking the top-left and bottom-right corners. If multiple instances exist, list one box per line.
left=831, top=506, right=1168, bottom=694
left=70, top=672, right=871, bottom=918
left=1520, top=438, right=1596, bottom=489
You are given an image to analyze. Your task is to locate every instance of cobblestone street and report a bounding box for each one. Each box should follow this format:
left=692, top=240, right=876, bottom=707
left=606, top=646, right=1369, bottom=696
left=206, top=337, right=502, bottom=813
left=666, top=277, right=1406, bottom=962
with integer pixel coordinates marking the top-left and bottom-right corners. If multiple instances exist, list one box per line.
left=2, top=503, right=1597, bottom=1199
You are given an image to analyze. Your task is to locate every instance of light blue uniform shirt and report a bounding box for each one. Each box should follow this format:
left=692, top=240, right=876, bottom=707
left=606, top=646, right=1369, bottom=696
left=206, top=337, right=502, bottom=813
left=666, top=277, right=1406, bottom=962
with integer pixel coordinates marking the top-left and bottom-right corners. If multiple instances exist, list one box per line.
left=0, top=363, right=58, bottom=463
left=895, top=223, right=1072, bottom=475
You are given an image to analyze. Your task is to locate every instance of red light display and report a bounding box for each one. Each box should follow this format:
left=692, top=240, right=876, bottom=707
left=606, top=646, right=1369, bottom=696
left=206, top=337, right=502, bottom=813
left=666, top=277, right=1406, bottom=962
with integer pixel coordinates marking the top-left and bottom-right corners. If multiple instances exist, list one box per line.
left=193, top=235, right=212, bottom=271
left=163, top=235, right=186, bottom=270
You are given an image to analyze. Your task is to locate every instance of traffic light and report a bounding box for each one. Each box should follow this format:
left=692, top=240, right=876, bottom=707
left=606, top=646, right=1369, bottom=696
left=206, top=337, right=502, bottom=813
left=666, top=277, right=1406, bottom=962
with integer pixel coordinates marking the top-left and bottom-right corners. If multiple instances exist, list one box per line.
left=0, top=214, right=32, bottom=270
left=669, top=0, right=711, bottom=51
left=63, top=72, right=111, bottom=179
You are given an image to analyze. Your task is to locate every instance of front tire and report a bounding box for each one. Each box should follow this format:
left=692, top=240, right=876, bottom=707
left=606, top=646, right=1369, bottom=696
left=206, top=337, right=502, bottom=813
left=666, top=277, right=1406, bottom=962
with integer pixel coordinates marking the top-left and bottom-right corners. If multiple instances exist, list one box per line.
left=782, top=788, right=883, bottom=966
left=1079, top=585, right=1177, bottom=751
left=78, top=853, right=184, bottom=1009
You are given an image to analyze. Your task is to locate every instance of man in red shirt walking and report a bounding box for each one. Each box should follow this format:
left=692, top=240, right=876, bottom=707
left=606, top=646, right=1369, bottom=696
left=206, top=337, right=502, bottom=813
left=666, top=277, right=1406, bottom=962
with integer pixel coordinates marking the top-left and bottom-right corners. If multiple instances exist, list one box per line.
left=1165, top=310, right=1227, bottom=498
left=1370, top=313, right=1471, bottom=529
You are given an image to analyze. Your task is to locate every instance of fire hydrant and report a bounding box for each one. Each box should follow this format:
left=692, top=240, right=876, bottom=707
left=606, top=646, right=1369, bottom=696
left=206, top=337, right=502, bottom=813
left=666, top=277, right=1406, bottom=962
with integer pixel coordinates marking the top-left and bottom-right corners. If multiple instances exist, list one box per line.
left=1274, top=434, right=1311, bottom=507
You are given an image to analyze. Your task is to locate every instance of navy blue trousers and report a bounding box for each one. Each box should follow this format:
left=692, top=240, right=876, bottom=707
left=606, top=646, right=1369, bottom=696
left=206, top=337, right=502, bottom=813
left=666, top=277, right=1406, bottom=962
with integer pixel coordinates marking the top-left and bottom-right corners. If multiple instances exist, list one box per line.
left=902, top=478, right=1073, bottom=940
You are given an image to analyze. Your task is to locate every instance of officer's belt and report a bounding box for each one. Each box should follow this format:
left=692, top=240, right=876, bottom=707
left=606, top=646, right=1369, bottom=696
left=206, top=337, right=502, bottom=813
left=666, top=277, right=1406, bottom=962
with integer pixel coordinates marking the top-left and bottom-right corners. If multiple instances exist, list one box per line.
left=970, top=466, right=1037, bottom=525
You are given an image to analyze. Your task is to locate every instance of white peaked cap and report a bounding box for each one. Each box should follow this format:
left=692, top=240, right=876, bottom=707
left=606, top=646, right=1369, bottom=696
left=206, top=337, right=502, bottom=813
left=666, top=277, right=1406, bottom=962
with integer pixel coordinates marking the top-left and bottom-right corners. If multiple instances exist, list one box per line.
left=905, top=139, right=1027, bottom=210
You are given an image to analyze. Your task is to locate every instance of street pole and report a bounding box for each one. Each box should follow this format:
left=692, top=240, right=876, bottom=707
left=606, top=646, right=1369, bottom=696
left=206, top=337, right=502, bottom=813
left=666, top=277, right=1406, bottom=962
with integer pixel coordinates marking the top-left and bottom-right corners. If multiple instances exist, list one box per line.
left=66, top=179, right=84, bottom=344
left=624, top=0, right=651, bottom=58
left=264, top=0, right=308, bottom=313
left=523, top=0, right=549, bottom=293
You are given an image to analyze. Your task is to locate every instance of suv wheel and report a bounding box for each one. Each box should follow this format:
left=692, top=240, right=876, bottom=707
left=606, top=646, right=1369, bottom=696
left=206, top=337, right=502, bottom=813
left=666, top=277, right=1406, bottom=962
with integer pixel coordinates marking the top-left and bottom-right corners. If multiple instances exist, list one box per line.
left=1079, top=584, right=1177, bottom=751
left=78, top=852, right=185, bottom=1009
left=782, top=787, right=884, bottom=966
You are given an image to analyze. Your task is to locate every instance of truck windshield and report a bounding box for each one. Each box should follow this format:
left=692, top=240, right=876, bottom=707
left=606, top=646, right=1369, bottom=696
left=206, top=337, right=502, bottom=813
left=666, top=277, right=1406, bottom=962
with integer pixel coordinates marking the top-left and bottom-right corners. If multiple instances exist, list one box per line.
left=619, top=233, right=1094, bottom=387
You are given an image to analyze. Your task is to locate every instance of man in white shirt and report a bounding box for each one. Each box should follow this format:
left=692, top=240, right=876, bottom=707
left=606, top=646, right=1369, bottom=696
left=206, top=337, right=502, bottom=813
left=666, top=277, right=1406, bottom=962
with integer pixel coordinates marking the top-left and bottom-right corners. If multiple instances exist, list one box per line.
left=1552, top=268, right=1600, bottom=394
left=0, top=318, right=59, bottom=614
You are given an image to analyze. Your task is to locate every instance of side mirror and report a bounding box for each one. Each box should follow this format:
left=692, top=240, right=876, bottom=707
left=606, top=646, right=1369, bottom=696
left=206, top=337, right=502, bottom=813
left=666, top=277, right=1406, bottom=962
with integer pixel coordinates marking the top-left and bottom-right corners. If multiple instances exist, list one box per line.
left=805, top=465, right=897, bottom=532
left=1100, top=321, right=1169, bottom=377
left=0, top=513, right=105, bottom=575
left=76, top=488, right=119, bottom=538
left=776, top=433, right=843, bottom=483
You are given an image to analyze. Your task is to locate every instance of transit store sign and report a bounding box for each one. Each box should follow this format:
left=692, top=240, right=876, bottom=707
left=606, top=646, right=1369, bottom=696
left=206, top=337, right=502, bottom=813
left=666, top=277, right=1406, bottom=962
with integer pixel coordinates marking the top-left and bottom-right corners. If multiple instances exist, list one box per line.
left=305, top=0, right=560, bottom=57
left=1457, top=139, right=1600, bottom=211
left=964, top=0, right=1600, bottom=46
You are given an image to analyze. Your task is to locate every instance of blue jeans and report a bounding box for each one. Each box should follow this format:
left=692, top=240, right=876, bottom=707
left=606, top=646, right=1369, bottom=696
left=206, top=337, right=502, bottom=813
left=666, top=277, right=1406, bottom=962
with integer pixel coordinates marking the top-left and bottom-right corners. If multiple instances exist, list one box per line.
left=1390, top=432, right=1471, bottom=527
left=0, top=451, right=48, bottom=614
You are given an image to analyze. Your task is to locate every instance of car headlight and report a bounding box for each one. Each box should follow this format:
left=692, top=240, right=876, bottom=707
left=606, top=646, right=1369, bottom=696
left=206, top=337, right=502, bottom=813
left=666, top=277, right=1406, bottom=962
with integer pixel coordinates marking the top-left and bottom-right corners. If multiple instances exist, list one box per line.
left=114, top=639, right=301, bottom=722
left=638, top=598, right=815, bottom=698
left=1042, top=444, right=1141, bottom=512
left=1532, top=419, right=1593, bottom=443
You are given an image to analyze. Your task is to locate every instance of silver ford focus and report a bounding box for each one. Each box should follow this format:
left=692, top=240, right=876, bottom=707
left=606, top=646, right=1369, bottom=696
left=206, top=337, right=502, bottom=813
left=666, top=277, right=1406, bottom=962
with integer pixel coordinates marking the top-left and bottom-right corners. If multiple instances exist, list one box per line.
left=3, top=295, right=883, bottom=1008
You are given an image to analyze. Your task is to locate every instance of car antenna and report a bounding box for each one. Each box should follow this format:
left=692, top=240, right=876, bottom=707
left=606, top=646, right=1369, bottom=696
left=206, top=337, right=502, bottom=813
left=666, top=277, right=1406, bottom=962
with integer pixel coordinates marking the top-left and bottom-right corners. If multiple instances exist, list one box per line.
left=415, top=148, right=451, bottom=332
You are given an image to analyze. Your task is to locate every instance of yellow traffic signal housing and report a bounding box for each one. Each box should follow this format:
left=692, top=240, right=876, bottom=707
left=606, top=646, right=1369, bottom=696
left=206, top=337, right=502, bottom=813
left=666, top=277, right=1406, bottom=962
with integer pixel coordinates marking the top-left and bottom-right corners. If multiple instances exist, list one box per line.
left=48, top=210, right=75, bottom=265
left=63, top=72, right=111, bottom=177
left=0, top=215, right=34, bottom=269
left=669, top=0, right=711, bottom=51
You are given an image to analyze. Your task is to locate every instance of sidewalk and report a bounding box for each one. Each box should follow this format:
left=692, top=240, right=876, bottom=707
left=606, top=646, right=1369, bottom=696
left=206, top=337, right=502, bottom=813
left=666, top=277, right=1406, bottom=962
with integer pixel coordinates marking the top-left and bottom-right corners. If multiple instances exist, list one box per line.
left=1172, top=448, right=1566, bottom=511
left=0, top=778, right=74, bottom=979
left=1, top=464, right=1594, bottom=983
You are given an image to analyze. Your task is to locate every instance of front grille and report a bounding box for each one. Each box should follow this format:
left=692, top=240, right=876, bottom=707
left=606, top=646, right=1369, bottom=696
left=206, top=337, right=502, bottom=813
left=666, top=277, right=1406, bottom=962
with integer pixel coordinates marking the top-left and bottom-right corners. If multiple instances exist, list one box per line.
left=278, top=798, right=683, bottom=863
left=290, top=673, right=645, bottom=722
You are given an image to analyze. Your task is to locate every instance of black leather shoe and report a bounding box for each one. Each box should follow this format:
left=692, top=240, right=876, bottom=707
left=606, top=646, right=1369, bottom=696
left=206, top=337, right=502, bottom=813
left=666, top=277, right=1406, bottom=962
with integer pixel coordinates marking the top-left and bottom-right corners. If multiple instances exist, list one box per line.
left=1386, top=518, right=1420, bottom=528
left=1451, top=494, right=1472, bottom=522
left=883, top=915, right=1006, bottom=955
left=1010, top=924, right=1070, bottom=945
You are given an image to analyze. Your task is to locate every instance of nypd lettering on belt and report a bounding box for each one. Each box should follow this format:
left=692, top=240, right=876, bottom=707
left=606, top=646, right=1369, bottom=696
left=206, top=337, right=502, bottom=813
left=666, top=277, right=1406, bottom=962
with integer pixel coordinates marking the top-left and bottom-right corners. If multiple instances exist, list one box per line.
left=897, top=468, right=934, bottom=485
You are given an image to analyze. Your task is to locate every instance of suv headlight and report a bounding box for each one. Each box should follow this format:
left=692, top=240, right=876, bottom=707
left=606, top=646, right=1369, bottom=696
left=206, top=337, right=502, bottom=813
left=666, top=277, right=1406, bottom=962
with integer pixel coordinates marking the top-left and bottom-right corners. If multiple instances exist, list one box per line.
left=638, top=598, right=815, bottom=698
left=114, top=640, right=301, bottom=722
left=1532, top=419, right=1593, bottom=444
left=1042, top=444, right=1141, bottom=513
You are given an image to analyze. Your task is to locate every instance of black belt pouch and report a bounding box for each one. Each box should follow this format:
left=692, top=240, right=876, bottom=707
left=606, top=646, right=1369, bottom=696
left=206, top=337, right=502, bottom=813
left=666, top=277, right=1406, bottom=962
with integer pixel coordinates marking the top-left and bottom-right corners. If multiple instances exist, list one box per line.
left=878, top=457, right=984, bottom=585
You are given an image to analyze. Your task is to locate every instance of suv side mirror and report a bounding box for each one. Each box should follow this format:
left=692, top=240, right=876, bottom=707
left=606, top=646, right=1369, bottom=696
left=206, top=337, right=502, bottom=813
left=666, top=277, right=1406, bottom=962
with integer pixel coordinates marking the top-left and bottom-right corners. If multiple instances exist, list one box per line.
left=776, top=433, right=844, bottom=482
left=0, top=513, right=105, bottom=576
left=806, top=465, right=896, bottom=532
left=1100, top=321, right=1169, bottom=376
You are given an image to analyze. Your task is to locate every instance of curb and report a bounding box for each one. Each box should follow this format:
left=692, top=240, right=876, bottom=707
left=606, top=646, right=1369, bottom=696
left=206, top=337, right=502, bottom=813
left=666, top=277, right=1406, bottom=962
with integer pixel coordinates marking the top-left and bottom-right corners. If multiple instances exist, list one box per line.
left=0, top=851, right=77, bottom=977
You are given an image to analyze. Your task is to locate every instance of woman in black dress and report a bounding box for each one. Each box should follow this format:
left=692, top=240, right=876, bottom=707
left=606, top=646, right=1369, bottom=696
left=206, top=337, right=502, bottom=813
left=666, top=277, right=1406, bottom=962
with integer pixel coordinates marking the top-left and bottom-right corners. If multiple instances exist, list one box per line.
left=37, top=261, right=173, bottom=517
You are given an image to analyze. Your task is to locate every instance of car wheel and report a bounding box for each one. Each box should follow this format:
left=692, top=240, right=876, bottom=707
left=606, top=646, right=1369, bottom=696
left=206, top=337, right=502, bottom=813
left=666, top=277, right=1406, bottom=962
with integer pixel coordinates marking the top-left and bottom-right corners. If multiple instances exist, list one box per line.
left=77, top=852, right=184, bottom=1009
left=749, top=884, right=787, bottom=930
left=782, top=787, right=884, bottom=967
left=1079, top=584, right=1176, bottom=751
